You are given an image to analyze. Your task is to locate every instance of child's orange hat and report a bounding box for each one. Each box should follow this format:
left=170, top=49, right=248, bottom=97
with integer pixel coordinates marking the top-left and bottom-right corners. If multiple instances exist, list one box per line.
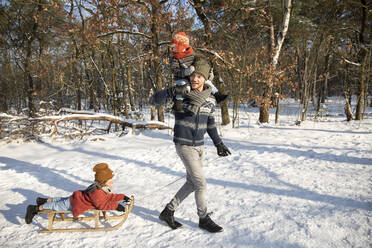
left=93, top=163, right=113, bottom=182
left=172, top=32, right=190, bottom=46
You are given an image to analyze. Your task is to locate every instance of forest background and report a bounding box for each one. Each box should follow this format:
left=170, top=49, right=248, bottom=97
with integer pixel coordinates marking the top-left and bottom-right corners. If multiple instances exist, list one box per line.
left=0, top=0, right=371, bottom=138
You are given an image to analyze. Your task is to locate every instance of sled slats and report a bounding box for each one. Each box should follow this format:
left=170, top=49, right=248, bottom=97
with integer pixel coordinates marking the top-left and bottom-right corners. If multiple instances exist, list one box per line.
left=38, top=196, right=134, bottom=233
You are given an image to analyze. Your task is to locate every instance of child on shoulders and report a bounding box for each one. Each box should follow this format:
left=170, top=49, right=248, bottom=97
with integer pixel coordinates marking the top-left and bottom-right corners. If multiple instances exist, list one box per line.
left=170, top=32, right=228, bottom=113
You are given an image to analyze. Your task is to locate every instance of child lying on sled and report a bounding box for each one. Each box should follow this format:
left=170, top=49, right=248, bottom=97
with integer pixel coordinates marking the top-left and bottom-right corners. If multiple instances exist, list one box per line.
left=25, top=163, right=131, bottom=224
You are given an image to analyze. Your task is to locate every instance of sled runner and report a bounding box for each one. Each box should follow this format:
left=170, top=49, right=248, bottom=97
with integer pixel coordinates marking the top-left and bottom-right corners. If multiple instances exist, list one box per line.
left=38, top=196, right=134, bottom=233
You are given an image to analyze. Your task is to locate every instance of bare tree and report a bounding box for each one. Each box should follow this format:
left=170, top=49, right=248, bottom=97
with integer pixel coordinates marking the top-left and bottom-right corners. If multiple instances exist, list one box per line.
left=355, top=0, right=368, bottom=120
left=259, top=0, right=292, bottom=123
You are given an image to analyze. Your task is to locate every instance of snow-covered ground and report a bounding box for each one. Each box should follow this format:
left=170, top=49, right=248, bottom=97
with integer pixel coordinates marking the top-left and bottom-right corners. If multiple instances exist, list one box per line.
left=0, top=98, right=371, bottom=248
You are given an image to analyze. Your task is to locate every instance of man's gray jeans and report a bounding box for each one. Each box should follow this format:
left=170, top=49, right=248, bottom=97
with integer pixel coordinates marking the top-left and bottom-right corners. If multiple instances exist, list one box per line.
left=166, top=143, right=207, bottom=218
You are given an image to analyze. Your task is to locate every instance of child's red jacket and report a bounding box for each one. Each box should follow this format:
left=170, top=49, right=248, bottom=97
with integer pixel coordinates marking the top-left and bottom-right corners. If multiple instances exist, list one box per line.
left=70, top=188, right=125, bottom=218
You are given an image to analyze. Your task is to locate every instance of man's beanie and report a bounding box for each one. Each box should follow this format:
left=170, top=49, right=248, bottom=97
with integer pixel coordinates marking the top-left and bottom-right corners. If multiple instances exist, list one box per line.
left=172, top=32, right=190, bottom=46
left=93, top=163, right=113, bottom=182
left=193, top=59, right=211, bottom=80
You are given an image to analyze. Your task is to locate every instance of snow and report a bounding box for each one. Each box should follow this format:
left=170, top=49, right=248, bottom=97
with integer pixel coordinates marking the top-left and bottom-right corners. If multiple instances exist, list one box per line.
left=0, top=98, right=371, bottom=248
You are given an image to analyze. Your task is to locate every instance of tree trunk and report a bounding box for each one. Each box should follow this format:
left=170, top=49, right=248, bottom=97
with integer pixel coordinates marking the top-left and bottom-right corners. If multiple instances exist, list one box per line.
left=275, top=92, right=280, bottom=124
left=110, top=50, right=118, bottom=117
left=321, top=53, right=331, bottom=103
left=127, top=64, right=135, bottom=111
left=150, top=106, right=156, bottom=121
left=232, top=69, right=245, bottom=127
left=300, top=55, right=310, bottom=122
left=355, top=53, right=366, bottom=120
left=259, top=0, right=292, bottom=123
left=312, top=67, right=317, bottom=109
left=344, top=92, right=354, bottom=121
left=214, top=69, right=230, bottom=126
left=24, top=2, right=43, bottom=117
left=151, top=2, right=164, bottom=122
left=355, top=0, right=368, bottom=120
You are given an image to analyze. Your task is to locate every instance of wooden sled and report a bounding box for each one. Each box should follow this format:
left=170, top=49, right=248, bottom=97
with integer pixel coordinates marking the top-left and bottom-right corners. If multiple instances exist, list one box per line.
left=38, top=196, right=134, bottom=233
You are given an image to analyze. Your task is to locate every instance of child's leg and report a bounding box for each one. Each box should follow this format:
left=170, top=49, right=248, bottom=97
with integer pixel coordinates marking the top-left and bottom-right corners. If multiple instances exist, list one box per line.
left=205, top=80, right=218, bottom=94
left=50, top=197, right=64, bottom=202
left=174, top=79, right=190, bottom=112
left=42, top=196, right=72, bottom=211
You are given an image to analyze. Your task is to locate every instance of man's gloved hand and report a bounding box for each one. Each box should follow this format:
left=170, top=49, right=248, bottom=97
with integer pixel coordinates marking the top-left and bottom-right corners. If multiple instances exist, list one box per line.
left=123, top=196, right=131, bottom=203
left=216, top=142, right=231, bottom=157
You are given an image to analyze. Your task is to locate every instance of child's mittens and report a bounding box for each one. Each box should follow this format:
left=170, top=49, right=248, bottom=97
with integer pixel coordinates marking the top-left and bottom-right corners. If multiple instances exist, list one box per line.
left=123, top=196, right=131, bottom=202
left=116, top=204, right=126, bottom=212
left=208, top=69, right=214, bottom=81
left=182, top=65, right=194, bottom=77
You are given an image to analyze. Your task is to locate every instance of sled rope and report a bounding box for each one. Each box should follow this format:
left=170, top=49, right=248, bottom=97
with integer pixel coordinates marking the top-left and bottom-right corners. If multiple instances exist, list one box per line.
left=139, top=176, right=184, bottom=202
left=138, top=156, right=221, bottom=203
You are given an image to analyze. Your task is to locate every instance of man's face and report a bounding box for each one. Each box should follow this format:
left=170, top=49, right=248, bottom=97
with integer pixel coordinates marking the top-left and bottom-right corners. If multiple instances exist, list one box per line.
left=190, top=72, right=206, bottom=92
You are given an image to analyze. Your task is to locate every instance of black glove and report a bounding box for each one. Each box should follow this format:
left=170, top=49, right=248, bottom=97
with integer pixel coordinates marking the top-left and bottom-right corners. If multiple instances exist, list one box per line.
left=116, top=204, right=125, bottom=212
left=123, top=196, right=131, bottom=202
left=216, top=142, right=231, bottom=157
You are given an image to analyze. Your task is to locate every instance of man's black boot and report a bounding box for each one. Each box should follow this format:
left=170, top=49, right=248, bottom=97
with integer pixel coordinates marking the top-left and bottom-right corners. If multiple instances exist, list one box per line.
left=159, top=207, right=182, bottom=229
left=213, top=92, right=228, bottom=104
left=36, top=197, right=48, bottom=206
left=25, top=205, right=39, bottom=224
left=199, top=213, right=223, bottom=233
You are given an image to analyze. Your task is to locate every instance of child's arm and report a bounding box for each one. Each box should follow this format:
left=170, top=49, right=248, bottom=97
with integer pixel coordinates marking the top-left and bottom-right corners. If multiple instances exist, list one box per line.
left=171, top=56, right=195, bottom=79
left=150, top=85, right=189, bottom=106
left=149, top=88, right=174, bottom=106
left=106, top=193, right=126, bottom=202
left=90, top=190, right=125, bottom=210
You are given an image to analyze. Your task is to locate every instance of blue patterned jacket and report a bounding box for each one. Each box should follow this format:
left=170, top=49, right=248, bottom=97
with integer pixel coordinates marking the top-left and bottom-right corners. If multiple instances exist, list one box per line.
left=150, top=88, right=222, bottom=147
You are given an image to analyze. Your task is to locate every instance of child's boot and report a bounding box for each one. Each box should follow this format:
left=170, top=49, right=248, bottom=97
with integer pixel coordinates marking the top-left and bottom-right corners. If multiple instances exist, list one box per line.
left=36, top=197, right=48, bottom=206
left=25, top=205, right=39, bottom=224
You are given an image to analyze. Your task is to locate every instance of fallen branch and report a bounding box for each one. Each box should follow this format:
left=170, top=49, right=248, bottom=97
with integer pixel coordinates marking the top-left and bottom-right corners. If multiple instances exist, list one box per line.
left=0, top=112, right=172, bottom=141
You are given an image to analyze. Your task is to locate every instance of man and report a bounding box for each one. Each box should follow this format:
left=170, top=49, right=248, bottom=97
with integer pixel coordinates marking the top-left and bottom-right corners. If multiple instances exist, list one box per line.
left=150, top=55, right=231, bottom=233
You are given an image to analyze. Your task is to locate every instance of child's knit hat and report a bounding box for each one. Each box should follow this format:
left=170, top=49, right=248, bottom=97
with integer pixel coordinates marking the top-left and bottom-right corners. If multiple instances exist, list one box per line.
left=93, top=163, right=113, bottom=183
left=171, top=32, right=194, bottom=60
left=172, top=32, right=190, bottom=46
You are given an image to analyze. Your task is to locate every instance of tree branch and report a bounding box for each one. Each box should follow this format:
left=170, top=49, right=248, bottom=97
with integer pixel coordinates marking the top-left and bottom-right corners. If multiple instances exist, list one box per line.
left=97, top=30, right=152, bottom=39
left=344, top=58, right=361, bottom=66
